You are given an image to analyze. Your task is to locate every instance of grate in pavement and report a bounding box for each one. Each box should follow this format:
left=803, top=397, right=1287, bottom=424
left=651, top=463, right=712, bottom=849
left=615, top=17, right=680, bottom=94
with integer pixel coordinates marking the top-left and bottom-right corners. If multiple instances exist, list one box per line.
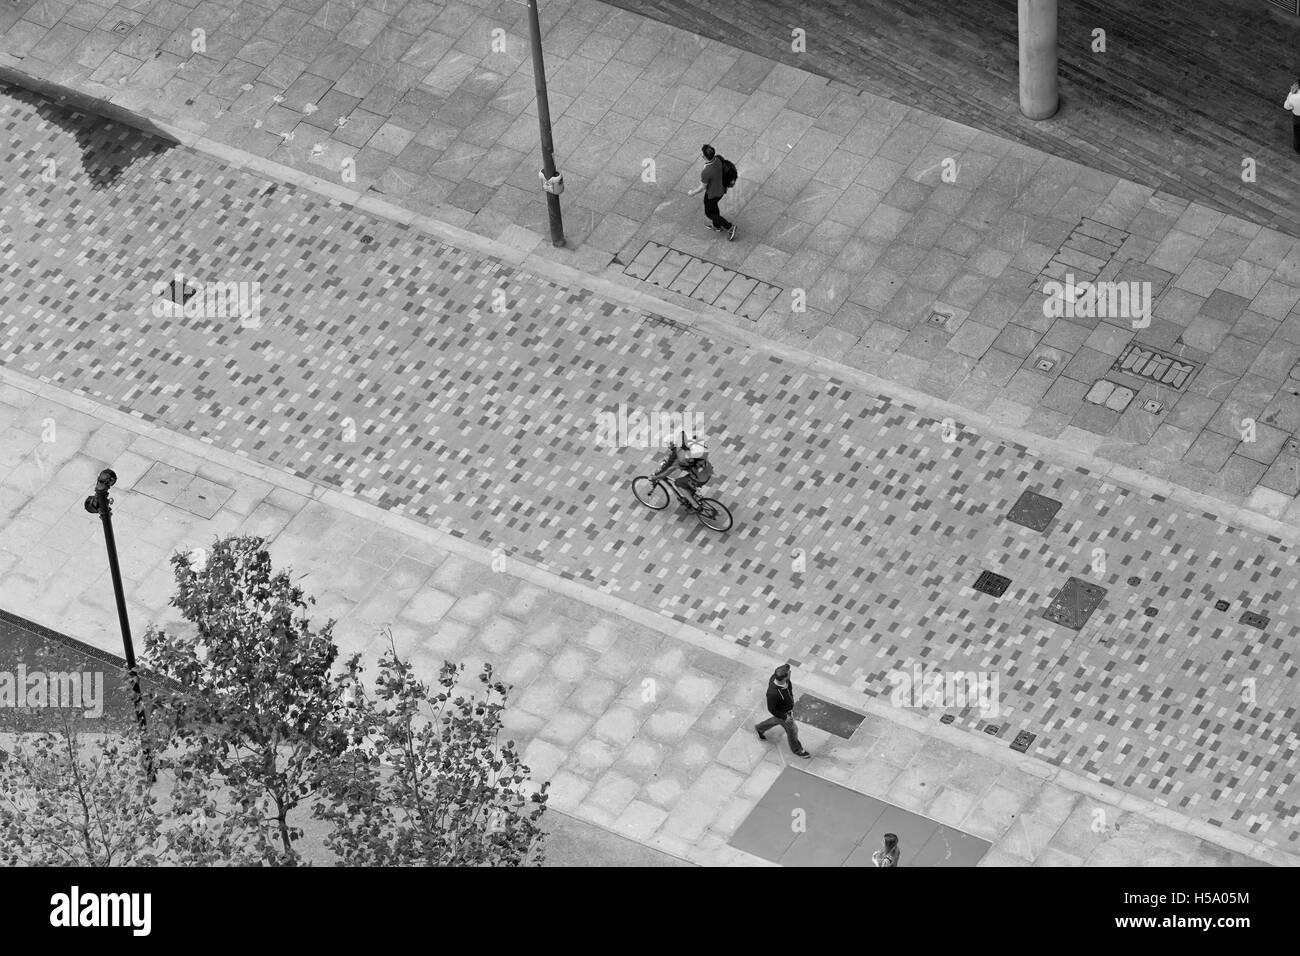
left=622, top=240, right=781, bottom=320
left=1112, top=341, right=1200, bottom=391
left=1239, top=611, right=1268, bottom=630
left=1044, top=577, right=1108, bottom=630
left=972, top=570, right=1010, bottom=597
left=1215, top=599, right=1231, bottom=611
left=131, top=462, right=234, bottom=519
left=1032, top=217, right=1129, bottom=294
left=794, top=694, right=864, bottom=738
left=111, top=21, right=132, bottom=35
left=1006, top=489, right=1061, bottom=532
left=1011, top=731, right=1036, bottom=753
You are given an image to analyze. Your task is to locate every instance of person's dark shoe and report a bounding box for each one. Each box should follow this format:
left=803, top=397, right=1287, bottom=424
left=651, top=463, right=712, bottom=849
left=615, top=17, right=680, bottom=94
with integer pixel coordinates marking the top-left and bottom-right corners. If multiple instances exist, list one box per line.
left=795, top=749, right=811, bottom=758
left=728, top=224, right=737, bottom=241
left=755, top=724, right=767, bottom=741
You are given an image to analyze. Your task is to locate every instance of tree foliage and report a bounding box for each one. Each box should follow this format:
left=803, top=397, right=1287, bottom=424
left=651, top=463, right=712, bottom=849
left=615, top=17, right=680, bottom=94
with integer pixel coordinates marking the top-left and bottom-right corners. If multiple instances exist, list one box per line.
left=0, top=719, right=160, bottom=866
left=140, top=534, right=360, bottom=866
left=318, top=630, right=548, bottom=866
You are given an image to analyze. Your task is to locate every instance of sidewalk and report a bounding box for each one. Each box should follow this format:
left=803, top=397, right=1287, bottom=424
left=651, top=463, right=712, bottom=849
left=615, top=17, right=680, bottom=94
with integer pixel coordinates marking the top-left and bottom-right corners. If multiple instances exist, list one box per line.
left=5, top=0, right=1300, bottom=523
left=615, top=0, right=1300, bottom=237
left=0, top=371, right=1272, bottom=866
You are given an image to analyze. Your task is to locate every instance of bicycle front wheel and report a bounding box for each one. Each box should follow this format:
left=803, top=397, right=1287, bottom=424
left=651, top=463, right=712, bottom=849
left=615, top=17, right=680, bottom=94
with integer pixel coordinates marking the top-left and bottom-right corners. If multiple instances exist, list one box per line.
left=695, top=497, right=733, bottom=532
left=632, top=476, right=671, bottom=510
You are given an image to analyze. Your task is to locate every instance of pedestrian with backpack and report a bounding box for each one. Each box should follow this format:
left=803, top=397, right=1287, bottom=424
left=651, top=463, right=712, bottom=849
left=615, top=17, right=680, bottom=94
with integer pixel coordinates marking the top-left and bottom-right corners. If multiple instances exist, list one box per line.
left=687, top=143, right=737, bottom=240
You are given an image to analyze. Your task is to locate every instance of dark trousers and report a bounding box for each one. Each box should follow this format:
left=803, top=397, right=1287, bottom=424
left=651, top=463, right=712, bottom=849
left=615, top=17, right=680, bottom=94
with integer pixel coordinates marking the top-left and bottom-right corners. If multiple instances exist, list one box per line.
left=755, top=714, right=803, bottom=753
left=703, top=195, right=731, bottom=230
left=1293, top=116, right=1300, bottom=153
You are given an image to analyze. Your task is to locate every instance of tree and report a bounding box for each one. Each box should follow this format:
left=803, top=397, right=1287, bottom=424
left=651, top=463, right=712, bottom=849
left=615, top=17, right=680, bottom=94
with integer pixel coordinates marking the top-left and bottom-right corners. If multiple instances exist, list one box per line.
left=318, top=630, right=549, bottom=866
left=0, top=717, right=161, bottom=866
left=141, top=534, right=361, bottom=866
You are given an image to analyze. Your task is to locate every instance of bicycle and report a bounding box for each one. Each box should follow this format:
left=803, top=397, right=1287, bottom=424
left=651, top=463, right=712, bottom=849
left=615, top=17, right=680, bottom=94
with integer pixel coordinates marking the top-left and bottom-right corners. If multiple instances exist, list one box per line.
left=631, top=444, right=734, bottom=532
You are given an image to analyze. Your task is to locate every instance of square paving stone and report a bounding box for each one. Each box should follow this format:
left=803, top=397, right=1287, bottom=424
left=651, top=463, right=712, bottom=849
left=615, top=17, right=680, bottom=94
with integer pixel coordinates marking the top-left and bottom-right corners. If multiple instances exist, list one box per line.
left=1184, top=430, right=1238, bottom=471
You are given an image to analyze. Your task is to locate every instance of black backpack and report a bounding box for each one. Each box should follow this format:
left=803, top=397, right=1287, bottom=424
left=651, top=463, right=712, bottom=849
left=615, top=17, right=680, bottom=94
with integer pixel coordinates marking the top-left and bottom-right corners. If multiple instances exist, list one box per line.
left=720, top=157, right=738, bottom=191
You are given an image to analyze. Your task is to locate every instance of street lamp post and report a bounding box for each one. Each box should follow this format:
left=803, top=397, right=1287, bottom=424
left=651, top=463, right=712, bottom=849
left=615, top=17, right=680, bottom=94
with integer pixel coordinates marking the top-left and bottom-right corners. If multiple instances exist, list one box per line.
left=85, top=468, right=152, bottom=775
left=525, top=0, right=565, bottom=247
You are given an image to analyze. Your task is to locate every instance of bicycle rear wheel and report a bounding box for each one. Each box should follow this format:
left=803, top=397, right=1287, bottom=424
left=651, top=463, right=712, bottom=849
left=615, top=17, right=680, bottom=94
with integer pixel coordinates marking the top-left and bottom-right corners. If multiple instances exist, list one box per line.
left=695, top=497, right=733, bottom=532
left=632, top=476, right=671, bottom=510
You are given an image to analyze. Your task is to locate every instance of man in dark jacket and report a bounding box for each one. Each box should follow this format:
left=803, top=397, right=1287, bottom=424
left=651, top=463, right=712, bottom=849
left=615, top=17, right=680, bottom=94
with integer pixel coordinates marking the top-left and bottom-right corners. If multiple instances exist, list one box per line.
left=754, top=664, right=811, bottom=757
left=686, top=143, right=736, bottom=240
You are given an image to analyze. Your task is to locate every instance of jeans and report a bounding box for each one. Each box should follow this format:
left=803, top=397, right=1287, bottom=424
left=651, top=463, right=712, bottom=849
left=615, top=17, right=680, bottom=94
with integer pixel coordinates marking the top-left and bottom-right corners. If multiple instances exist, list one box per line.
left=703, top=195, right=732, bottom=230
left=755, top=714, right=803, bottom=753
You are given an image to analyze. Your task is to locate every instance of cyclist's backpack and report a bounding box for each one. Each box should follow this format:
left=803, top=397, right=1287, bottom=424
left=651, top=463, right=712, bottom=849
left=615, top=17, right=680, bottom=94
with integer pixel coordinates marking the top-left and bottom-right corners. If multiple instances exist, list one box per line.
left=693, top=459, right=715, bottom=485
left=720, top=157, right=738, bottom=192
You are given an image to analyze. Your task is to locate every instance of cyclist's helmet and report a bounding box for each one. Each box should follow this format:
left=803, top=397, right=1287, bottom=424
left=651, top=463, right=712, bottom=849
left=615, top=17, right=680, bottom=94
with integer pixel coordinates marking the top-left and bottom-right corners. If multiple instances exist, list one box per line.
left=687, top=437, right=709, bottom=458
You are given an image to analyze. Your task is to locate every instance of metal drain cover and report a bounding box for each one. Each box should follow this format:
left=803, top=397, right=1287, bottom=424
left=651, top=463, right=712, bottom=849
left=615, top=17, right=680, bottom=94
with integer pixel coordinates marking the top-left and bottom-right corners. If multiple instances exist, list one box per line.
left=973, top=571, right=1010, bottom=597
left=1215, top=599, right=1230, bottom=611
left=1007, top=489, right=1062, bottom=532
left=1239, top=611, right=1268, bottom=630
left=1044, top=577, right=1108, bottom=630
left=1011, top=731, right=1036, bottom=753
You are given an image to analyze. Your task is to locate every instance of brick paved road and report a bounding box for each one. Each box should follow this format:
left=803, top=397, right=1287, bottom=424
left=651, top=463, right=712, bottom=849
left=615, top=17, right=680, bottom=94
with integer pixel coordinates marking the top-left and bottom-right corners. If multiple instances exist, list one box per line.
left=3, top=88, right=1300, bottom=850
left=609, top=0, right=1300, bottom=238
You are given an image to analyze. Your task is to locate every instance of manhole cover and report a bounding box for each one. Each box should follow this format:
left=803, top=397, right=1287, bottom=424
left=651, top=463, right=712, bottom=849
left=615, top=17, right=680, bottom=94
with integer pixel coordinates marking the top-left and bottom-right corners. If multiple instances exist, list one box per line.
left=1035, top=357, right=1056, bottom=372
left=1143, top=606, right=1157, bottom=617
left=939, top=714, right=955, bottom=724
left=131, top=462, right=234, bottom=519
left=1127, top=576, right=1141, bottom=586
left=982, top=724, right=1001, bottom=736
left=1240, top=611, right=1268, bottom=630
left=1007, top=489, right=1062, bottom=532
left=972, top=570, right=1010, bottom=597
left=112, top=20, right=132, bottom=34
left=927, top=309, right=951, bottom=328
left=793, top=694, right=864, bottom=739
left=1215, top=599, right=1230, bottom=611
left=1011, top=731, right=1036, bottom=753
left=1142, top=399, right=1164, bottom=414
left=1044, top=577, right=1108, bottom=630
left=1085, top=379, right=1135, bottom=411
left=1287, top=438, right=1300, bottom=455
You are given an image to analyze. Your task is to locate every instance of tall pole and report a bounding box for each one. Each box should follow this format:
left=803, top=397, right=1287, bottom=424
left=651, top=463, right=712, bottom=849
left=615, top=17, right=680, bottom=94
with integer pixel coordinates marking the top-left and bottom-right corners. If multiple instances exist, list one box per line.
left=1018, top=0, right=1059, bottom=120
left=85, top=468, right=152, bottom=777
left=526, top=0, right=565, bottom=247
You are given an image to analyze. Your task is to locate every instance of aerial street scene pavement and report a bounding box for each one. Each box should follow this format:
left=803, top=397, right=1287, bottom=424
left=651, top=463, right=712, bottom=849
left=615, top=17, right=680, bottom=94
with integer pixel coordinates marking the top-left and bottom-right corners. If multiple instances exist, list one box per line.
left=0, top=0, right=1292, bottom=905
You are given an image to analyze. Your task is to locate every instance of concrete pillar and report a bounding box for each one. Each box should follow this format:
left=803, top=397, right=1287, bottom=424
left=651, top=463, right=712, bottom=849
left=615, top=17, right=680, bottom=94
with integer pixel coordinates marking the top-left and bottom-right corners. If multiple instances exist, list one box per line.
left=1018, top=0, right=1058, bottom=120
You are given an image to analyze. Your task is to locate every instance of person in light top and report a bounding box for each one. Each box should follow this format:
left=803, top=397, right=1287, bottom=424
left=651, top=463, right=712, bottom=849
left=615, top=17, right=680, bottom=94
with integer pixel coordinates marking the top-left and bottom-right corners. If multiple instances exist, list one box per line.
left=1285, top=79, right=1300, bottom=154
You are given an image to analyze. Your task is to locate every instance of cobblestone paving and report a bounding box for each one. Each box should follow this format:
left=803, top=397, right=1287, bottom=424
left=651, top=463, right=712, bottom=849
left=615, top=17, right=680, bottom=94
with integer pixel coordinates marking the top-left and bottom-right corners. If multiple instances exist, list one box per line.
left=3, top=88, right=1300, bottom=850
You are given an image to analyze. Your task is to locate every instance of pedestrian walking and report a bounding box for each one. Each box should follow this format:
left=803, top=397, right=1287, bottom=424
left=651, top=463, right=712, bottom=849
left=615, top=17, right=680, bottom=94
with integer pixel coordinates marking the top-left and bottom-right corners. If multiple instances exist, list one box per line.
left=871, top=833, right=901, bottom=868
left=1286, top=79, right=1300, bottom=154
left=754, top=663, right=810, bottom=758
left=687, top=144, right=737, bottom=240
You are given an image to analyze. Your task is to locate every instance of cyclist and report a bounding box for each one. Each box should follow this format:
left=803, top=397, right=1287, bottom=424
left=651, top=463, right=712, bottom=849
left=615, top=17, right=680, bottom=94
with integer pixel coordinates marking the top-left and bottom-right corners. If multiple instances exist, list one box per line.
left=652, top=436, right=713, bottom=511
